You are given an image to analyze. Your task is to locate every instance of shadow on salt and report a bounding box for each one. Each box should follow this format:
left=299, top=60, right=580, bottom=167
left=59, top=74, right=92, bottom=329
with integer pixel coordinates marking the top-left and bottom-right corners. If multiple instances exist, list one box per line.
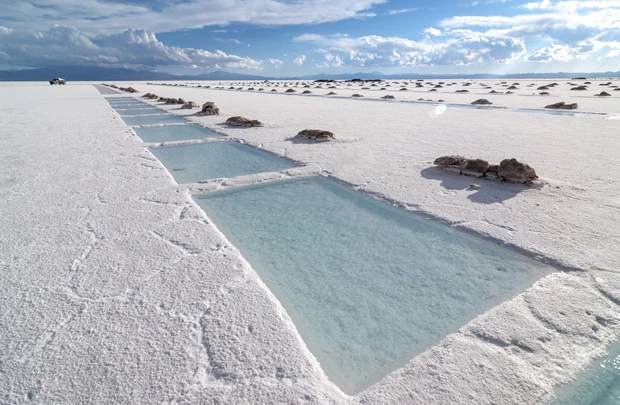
left=194, top=176, right=557, bottom=394
left=150, top=141, right=297, bottom=183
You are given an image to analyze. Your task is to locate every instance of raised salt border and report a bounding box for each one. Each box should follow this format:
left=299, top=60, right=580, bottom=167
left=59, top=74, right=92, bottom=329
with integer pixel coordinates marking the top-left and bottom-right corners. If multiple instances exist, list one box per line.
left=1, top=80, right=620, bottom=404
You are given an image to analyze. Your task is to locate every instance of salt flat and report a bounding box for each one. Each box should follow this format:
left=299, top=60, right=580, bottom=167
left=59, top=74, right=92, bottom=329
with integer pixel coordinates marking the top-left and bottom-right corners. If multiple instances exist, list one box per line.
left=1, top=80, right=619, bottom=404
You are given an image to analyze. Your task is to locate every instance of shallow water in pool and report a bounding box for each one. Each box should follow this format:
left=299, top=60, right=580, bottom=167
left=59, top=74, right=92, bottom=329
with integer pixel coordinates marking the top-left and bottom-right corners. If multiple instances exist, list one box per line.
left=195, top=176, right=556, bottom=394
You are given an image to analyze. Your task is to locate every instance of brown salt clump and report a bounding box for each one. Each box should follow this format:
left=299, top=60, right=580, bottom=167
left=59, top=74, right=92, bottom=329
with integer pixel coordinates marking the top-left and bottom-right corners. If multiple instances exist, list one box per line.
left=471, top=99, right=492, bottom=105
left=434, top=155, right=466, bottom=174
left=461, top=159, right=489, bottom=177
left=225, top=116, right=264, bottom=127
left=484, top=164, right=500, bottom=180
left=545, top=102, right=578, bottom=110
left=498, top=158, right=538, bottom=183
left=295, top=129, right=335, bottom=142
left=200, top=102, right=221, bottom=115
left=181, top=101, right=200, bottom=109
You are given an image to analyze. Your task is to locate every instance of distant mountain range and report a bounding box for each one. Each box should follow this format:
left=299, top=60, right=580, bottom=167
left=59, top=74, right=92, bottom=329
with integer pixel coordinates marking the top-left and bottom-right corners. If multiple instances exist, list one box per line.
left=1, top=65, right=620, bottom=82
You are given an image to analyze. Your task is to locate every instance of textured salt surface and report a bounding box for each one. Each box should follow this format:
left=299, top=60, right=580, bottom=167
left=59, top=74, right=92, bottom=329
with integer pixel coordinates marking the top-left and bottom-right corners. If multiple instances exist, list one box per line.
left=195, top=176, right=555, bottom=393
left=1, top=81, right=619, bottom=404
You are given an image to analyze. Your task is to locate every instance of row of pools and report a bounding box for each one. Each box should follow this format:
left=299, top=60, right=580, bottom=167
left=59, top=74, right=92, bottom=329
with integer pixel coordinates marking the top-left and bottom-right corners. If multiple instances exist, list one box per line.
left=104, top=92, right=618, bottom=400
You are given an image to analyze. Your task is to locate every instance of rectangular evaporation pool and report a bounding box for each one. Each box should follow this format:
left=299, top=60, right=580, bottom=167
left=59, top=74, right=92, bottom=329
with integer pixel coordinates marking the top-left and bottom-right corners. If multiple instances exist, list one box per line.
left=105, top=97, right=139, bottom=102
left=114, top=108, right=166, bottom=117
left=150, top=141, right=297, bottom=183
left=121, top=114, right=188, bottom=126
left=108, top=102, right=150, bottom=108
left=194, top=176, right=556, bottom=394
left=94, top=85, right=120, bottom=94
left=133, top=124, right=221, bottom=143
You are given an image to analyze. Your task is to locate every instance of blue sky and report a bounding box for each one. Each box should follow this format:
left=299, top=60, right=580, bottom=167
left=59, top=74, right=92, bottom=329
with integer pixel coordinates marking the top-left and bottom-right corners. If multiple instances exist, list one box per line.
left=1, top=0, right=619, bottom=76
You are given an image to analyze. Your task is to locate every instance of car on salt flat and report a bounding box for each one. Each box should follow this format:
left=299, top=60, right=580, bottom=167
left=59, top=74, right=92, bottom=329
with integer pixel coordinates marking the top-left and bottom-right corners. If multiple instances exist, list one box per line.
left=49, top=78, right=66, bottom=85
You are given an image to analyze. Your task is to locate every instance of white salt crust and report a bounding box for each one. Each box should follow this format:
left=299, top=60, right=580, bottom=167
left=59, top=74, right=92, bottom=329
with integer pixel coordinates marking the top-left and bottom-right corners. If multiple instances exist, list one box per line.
left=1, top=80, right=619, bottom=404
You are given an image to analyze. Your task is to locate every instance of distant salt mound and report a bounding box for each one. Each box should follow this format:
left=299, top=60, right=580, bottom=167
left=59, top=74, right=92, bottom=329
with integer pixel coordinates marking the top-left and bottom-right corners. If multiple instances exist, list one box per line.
left=181, top=101, right=199, bottom=109
left=295, top=129, right=335, bottom=142
left=545, top=102, right=578, bottom=110
left=434, top=156, right=537, bottom=184
left=225, top=116, right=264, bottom=127
left=200, top=102, right=221, bottom=115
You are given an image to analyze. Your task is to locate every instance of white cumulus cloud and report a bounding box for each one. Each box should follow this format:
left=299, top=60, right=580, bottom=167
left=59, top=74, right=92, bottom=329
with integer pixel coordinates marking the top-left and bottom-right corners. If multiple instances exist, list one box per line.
left=293, top=55, right=306, bottom=66
left=1, top=0, right=388, bottom=35
left=293, top=32, right=524, bottom=67
left=0, top=25, right=263, bottom=70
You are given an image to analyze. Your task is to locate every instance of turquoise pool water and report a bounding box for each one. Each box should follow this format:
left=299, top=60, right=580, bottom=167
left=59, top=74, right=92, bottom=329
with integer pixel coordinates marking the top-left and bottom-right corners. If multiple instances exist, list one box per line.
left=133, top=124, right=221, bottom=143
left=150, top=141, right=297, bottom=183
left=115, top=108, right=166, bottom=117
left=106, top=97, right=141, bottom=102
left=121, top=114, right=188, bottom=126
left=551, top=338, right=620, bottom=405
left=194, top=176, right=556, bottom=394
left=94, top=85, right=120, bottom=94
left=108, top=101, right=151, bottom=107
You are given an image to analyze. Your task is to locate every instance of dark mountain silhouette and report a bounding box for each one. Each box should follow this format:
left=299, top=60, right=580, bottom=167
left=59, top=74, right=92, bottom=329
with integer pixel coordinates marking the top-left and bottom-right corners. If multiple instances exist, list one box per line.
left=1, top=65, right=619, bottom=82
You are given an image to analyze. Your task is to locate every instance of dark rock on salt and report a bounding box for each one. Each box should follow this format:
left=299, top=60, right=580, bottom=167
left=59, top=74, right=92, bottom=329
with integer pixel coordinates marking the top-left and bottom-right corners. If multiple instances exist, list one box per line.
left=471, top=99, right=492, bottom=105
